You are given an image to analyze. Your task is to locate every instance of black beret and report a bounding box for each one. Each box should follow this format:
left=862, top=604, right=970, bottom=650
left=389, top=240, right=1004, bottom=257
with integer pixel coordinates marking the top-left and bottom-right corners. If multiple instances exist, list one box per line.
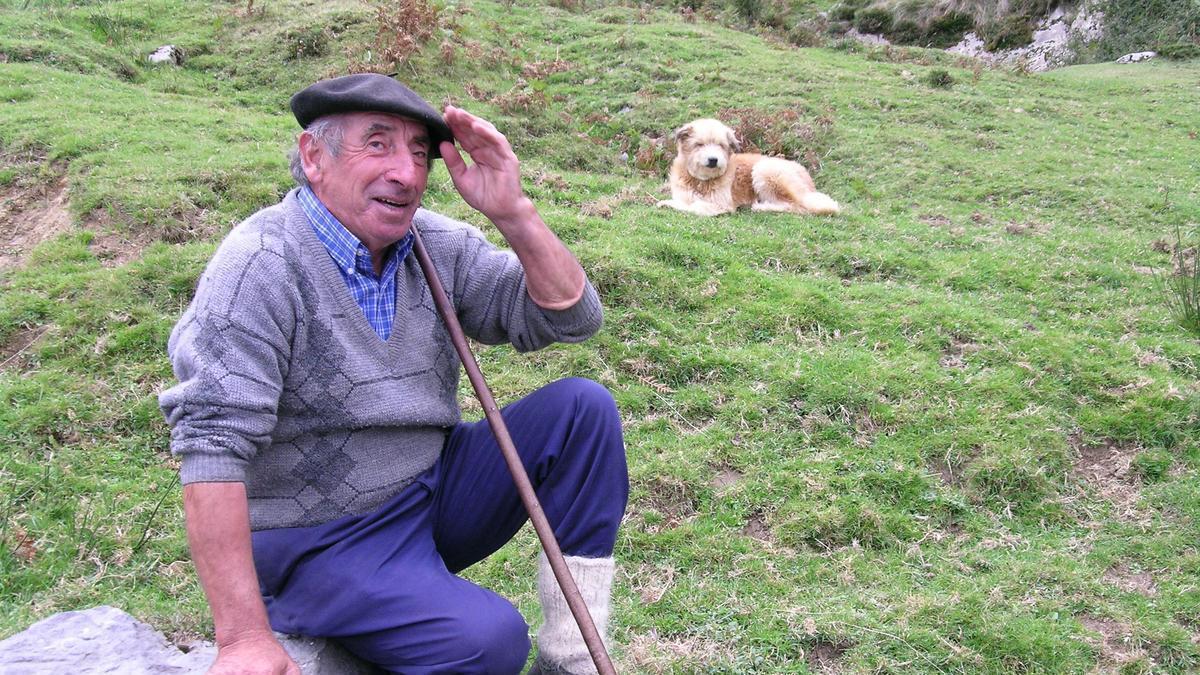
left=290, top=73, right=454, bottom=158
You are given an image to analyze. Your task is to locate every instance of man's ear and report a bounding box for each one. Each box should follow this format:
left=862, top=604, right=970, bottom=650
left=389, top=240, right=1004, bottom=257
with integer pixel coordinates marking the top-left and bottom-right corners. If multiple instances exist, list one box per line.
left=298, top=132, right=324, bottom=186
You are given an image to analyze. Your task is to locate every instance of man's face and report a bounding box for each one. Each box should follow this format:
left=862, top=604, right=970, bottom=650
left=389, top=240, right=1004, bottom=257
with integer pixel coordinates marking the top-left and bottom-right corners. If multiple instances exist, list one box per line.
left=301, top=111, right=431, bottom=254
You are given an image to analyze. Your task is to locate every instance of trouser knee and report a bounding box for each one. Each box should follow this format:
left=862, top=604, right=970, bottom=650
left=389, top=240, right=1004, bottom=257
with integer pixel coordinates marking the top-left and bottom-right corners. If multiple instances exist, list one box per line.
left=451, top=599, right=531, bottom=674
left=547, top=376, right=618, bottom=417
left=338, top=592, right=530, bottom=674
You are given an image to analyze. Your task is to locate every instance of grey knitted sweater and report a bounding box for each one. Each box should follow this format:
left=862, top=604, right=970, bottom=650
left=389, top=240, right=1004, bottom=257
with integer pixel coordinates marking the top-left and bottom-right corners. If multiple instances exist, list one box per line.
left=159, top=189, right=602, bottom=530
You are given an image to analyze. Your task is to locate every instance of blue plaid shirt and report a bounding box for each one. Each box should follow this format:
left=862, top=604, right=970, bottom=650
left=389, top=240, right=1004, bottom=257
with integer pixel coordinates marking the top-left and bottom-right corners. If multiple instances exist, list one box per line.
left=297, top=186, right=413, bottom=341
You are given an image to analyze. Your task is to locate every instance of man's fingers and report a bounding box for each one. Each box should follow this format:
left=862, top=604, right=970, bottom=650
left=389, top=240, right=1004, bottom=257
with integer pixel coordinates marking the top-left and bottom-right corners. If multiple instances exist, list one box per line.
left=439, top=140, right=468, bottom=178
left=443, top=105, right=508, bottom=156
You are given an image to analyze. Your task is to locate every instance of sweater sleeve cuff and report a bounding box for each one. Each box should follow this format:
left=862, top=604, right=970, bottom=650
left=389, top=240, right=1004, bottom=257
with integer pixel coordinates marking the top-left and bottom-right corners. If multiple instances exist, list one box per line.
left=178, top=451, right=249, bottom=485
left=537, top=282, right=603, bottom=342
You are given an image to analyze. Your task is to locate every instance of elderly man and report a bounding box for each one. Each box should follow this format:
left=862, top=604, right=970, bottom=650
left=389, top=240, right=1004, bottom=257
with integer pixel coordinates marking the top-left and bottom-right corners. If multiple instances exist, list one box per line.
left=159, top=73, right=628, bottom=674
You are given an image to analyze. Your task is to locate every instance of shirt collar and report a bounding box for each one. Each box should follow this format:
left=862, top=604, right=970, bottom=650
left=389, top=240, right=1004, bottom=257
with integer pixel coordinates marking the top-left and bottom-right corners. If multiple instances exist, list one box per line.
left=298, top=185, right=412, bottom=279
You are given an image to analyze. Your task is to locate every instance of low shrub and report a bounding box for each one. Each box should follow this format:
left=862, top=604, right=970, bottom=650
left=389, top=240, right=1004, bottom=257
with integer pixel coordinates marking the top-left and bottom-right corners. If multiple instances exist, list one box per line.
left=1158, top=227, right=1200, bottom=337
left=924, top=11, right=974, bottom=48
left=1011, top=0, right=1058, bottom=18
left=924, top=68, right=955, bottom=88
left=84, top=9, right=148, bottom=46
left=887, top=19, right=923, bottom=45
left=281, top=25, right=328, bottom=60
left=351, top=0, right=443, bottom=72
left=787, top=24, right=824, bottom=48
left=831, top=0, right=869, bottom=22
left=1157, top=41, right=1200, bottom=59
left=854, top=7, right=894, bottom=35
left=731, top=0, right=764, bottom=23
left=980, top=15, right=1034, bottom=51
left=716, top=105, right=836, bottom=160
left=1088, top=0, right=1200, bottom=61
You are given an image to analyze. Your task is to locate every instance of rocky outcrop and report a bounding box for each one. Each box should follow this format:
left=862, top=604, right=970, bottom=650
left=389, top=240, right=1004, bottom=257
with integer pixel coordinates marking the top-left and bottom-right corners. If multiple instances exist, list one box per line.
left=837, top=3, right=1110, bottom=73
left=0, top=606, right=380, bottom=674
left=947, top=3, right=1106, bottom=72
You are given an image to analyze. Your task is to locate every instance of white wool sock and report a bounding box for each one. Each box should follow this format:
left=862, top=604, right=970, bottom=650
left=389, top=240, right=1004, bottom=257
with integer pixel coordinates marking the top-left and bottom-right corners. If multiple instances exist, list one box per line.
left=536, top=551, right=615, bottom=675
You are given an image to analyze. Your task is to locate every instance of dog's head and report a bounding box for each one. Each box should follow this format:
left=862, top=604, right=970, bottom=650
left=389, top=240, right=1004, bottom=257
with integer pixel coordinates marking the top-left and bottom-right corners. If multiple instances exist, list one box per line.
left=672, top=118, right=741, bottom=181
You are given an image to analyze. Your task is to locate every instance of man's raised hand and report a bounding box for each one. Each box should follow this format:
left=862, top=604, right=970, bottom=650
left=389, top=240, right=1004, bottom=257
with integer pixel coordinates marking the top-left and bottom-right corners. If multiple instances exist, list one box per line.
left=439, top=105, right=535, bottom=229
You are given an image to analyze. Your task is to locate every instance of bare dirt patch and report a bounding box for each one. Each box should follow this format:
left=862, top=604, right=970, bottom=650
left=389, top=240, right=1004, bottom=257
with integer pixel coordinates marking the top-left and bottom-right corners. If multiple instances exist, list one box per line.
left=928, top=457, right=959, bottom=485
left=0, top=173, right=73, bottom=270
left=852, top=409, right=885, bottom=448
left=621, top=630, right=737, bottom=673
left=628, top=562, right=675, bottom=605
left=0, top=165, right=158, bottom=271
left=807, top=640, right=850, bottom=674
left=1004, top=220, right=1051, bottom=236
left=709, top=464, right=742, bottom=490
left=638, top=476, right=698, bottom=531
left=929, top=447, right=977, bottom=487
left=742, top=512, right=772, bottom=543
left=1069, top=434, right=1144, bottom=515
left=1102, top=563, right=1158, bottom=597
left=0, top=324, right=49, bottom=372
left=939, top=337, right=981, bottom=370
left=580, top=187, right=655, bottom=220
left=1077, top=614, right=1141, bottom=667
left=83, top=207, right=159, bottom=268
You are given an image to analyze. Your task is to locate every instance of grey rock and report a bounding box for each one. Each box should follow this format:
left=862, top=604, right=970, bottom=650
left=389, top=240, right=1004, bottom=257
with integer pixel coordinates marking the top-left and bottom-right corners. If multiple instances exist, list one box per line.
left=0, top=606, right=379, bottom=674
left=0, top=606, right=209, bottom=673
left=1117, top=51, right=1156, bottom=64
left=276, top=634, right=381, bottom=675
left=148, top=45, right=184, bottom=66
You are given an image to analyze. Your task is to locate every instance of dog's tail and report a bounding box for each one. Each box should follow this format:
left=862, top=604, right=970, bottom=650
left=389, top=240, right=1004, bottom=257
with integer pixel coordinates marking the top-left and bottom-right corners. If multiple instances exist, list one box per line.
left=799, top=191, right=841, bottom=215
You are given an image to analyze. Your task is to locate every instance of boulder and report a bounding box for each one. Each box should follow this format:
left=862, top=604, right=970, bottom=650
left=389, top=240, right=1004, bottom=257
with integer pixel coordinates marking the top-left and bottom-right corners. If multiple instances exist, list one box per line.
left=0, top=606, right=379, bottom=674
left=148, top=45, right=184, bottom=66
left=1116, top=51, right=1156, bottom=64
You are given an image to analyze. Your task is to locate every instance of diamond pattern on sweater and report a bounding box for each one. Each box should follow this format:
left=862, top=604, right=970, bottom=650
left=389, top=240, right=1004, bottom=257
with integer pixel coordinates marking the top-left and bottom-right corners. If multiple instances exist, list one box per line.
left=292, top=436, right=356, bottom=497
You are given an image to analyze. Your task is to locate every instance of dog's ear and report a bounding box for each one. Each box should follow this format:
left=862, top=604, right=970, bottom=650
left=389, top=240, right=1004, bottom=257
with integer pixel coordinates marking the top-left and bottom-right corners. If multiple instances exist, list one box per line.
left=726, top=128, right=742, bottom=152
left=673, top=123, right=694, bottom=145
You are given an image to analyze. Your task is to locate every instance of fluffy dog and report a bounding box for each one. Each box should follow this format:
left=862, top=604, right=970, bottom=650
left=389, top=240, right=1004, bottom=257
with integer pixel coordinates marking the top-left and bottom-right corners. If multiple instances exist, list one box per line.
left=657, top=118, right=840, bottom=217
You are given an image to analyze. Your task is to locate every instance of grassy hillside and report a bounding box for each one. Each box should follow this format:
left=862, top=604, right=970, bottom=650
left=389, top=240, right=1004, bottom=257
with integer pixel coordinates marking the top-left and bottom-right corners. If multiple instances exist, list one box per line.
left=2, top=1, right=1199, bottom=672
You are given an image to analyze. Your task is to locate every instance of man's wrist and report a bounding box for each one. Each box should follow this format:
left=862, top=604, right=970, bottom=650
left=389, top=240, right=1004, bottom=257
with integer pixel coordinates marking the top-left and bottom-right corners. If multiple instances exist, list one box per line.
left=487, top=196, right=539, bottom=236
left=215, top=625, right=278, bottom=649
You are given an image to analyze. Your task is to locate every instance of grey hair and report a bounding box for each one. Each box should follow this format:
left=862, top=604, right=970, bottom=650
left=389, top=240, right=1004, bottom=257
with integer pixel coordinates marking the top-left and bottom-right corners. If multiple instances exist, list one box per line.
left=289, top=115, right=347, bottom=187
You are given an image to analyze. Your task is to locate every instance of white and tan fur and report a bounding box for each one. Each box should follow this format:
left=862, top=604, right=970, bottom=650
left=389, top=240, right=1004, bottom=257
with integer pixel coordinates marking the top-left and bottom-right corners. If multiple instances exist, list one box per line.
left=657, top=118, right=841, bottom=217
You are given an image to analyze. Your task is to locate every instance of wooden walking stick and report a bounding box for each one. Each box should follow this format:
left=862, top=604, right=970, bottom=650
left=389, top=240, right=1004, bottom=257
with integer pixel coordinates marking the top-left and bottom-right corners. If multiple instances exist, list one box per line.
left=410, top=224, right=617, bottom=675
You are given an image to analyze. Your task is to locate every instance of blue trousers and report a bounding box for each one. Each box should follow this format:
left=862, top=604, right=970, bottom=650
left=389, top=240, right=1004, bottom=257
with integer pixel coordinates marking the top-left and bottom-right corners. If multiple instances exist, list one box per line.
left=251, top=378, right=629, bottom=674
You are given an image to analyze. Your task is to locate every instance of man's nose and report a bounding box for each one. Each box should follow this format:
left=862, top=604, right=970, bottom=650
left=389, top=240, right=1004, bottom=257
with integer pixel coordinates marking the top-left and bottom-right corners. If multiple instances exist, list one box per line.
left=383, top=151, right=422, bottom=184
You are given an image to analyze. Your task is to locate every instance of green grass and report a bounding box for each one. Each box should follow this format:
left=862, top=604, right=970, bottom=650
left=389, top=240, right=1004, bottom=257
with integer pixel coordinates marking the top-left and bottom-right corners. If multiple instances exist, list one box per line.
left=2, top=1, right=1199, bottom=672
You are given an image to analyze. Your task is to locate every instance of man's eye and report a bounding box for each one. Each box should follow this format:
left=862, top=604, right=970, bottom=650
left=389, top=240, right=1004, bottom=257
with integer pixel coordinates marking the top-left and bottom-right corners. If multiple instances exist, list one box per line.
left=368, top=140, right=387, bottom=150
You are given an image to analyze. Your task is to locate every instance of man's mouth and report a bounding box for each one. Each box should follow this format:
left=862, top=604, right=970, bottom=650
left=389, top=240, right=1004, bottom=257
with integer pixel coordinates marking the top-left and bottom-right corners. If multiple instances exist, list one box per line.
left=374, top=196, right=410, bottom=210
